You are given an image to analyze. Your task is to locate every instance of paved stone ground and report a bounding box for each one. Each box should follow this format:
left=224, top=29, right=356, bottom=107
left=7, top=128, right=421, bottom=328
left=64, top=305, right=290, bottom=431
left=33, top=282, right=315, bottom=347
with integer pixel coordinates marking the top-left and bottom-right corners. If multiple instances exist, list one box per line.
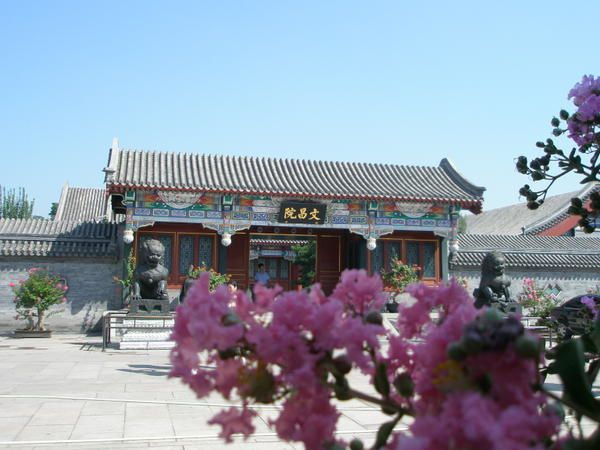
left=0, top=333, right=399, bottom=449
left=0, top=332, right=596, bottom=449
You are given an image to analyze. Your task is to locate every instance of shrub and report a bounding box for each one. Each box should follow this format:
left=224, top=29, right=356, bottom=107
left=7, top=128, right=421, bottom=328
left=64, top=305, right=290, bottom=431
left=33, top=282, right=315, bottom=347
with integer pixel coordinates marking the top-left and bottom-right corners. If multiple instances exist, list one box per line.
left=518, top=278, right=561, bottom=326
left=187, top=265, right=230, bottom=291
left=10, top=268, right=68, bottom=331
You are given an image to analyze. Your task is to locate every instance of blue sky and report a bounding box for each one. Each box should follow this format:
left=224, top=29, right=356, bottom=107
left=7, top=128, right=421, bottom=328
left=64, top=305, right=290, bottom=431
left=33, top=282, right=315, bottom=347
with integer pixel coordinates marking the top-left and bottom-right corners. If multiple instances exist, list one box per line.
left=1, top=1, right=599, bottom=217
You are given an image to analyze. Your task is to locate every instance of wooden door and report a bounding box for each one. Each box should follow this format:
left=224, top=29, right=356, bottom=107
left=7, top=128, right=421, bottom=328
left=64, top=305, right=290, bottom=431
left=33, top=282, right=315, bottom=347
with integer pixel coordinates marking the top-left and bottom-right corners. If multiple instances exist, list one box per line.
left=316, top=235, right=341, bottom=294
left=226, top=232, right=249, bottom=290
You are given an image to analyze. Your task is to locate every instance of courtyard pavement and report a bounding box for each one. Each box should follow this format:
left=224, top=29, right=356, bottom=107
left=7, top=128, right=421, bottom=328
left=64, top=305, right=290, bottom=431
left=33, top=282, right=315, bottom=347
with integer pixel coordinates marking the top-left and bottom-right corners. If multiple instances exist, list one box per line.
left=0, top=333, right=398, bottom=449
left=0, top=332, right=595, bottom=450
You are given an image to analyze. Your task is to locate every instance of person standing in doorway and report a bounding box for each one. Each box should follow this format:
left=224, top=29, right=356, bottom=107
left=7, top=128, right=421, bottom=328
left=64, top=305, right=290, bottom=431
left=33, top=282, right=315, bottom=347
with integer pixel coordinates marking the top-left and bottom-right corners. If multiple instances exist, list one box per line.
left=254, top=263, right=270, bottom=286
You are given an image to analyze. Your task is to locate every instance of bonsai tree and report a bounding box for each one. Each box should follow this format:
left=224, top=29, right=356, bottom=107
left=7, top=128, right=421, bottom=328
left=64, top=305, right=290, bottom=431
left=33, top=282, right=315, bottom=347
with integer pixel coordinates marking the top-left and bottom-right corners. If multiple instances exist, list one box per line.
left=381, top=257, right=419, bottom=303
left=10, top=268, right=68, bottom=331
left=517, top=277, right=561, bottom=327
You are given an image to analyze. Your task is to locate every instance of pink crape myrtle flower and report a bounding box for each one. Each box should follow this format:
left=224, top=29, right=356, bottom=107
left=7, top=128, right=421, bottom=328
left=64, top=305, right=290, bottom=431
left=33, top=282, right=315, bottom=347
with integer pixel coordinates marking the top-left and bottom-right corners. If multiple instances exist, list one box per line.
left=580, top=295, right=599, bottom=319
left=331, top=269, right=386, bottom=314
left=170, top=271, right=560, bottom=450
left=208, top=406, right=256, bottom=443
left=272, top=386, right=340, bottom=450
left=387, top=280, right=560, bottom=450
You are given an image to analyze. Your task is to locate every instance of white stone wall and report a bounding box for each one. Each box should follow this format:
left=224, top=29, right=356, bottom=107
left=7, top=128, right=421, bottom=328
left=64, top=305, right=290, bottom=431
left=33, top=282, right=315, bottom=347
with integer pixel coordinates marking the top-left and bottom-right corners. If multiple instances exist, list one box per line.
left=0, top=258, right=121, bottom=332
left=450, top=267, right=600, bottom=302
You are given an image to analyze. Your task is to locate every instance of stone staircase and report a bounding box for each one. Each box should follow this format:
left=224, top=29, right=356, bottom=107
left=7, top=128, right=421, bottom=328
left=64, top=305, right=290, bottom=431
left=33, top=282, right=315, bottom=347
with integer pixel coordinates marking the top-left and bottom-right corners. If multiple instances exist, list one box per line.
left=104, top=312, right=176, bottom=350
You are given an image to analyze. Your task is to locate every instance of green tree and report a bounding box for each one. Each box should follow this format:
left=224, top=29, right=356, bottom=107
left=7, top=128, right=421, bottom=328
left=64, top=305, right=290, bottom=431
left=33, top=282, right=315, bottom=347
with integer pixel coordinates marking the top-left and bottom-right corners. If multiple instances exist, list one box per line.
left=49, top=202, right=58, bottom=219
left=292, top=240, right=316, bottom=287
left=1, top=187, right=35, bottom=219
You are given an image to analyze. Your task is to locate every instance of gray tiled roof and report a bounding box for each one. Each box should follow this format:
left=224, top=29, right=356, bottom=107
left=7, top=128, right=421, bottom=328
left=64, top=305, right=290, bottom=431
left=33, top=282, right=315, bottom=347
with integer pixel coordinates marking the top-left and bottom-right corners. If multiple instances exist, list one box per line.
left=0, top=219, right=118, bottom=258
left=464, top=183, right=599, bottom=235
left=454, top=233, right=600, bottom=269
left=54, top=185, right=110, bottom=222
left=103, top=145, right=485, bottom=211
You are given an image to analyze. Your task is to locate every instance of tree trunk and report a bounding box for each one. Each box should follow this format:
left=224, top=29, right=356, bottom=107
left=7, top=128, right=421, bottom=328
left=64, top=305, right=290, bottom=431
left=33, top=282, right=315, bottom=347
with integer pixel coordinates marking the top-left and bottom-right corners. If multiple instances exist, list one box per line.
left=36, top=309, right=46, bottom=331
left=25, top=311, right=35, bottom=331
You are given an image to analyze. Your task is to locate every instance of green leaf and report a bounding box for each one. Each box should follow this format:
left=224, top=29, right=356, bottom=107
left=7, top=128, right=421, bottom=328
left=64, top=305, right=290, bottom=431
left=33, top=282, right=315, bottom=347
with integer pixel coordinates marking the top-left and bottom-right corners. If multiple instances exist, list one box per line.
left=563, top=432, right=600, bottom=450
left=586, top=359, right=600, bottom=388
left=554, top=339, right=600, bottom=420
left=373, top=420, right=396, bottom=449
left=374, top=363, right=390, bottom=397
left=589, top=320, right=600, bottom=351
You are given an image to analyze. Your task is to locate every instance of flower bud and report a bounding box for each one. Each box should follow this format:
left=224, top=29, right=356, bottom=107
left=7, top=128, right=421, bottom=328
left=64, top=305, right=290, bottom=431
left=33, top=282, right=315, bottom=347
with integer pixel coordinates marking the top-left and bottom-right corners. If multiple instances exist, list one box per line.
left=365, top=310, right=383, bottom=325
left=221, top=312, right=241, bottom=326
left=551, top=117, right=560, bottom=127
left=349, top=439, right=364, bottom=450
left=559, top=110, right=569, bottom=120
left=515, top=335, right=540, bottom=358
left=333, top=355, right=352, bottom=375
left=482, top=308, right=503, bottom=324
left=447, top=341, right=468, bottom=361
left=393, top=373, right=414, bottom=397
left=462, top=331, right=484, bottom=354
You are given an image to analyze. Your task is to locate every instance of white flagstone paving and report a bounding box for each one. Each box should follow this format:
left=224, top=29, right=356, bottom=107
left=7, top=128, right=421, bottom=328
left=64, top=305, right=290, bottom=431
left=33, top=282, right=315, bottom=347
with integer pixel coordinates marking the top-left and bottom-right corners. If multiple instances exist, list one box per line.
left=0, top=333, right=396, bottom=449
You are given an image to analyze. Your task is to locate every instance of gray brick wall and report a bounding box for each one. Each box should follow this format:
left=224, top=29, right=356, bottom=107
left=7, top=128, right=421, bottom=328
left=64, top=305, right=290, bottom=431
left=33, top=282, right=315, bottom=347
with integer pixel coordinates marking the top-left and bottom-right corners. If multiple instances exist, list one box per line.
left=0, top=258, right=122, bottom=332
left=450, top=267, right=600, bottom=302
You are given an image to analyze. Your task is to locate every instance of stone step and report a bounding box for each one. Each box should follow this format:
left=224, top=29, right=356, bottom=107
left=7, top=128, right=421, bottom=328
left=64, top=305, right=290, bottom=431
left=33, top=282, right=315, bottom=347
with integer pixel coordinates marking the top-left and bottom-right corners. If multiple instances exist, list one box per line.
left=118, top=340, right=175, bottom=350
left=120, top=330, right=172, bottom=342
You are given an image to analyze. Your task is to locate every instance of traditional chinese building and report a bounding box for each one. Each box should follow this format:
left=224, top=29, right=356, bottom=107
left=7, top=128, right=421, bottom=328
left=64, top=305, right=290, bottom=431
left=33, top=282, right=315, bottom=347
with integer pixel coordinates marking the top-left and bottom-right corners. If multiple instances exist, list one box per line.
left=104, top=140, right=485, bottom=293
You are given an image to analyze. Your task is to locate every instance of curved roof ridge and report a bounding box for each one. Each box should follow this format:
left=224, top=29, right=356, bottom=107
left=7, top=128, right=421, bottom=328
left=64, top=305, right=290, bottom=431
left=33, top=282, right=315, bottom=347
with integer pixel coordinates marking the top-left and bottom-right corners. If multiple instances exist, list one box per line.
left=106, top=146, right=485, bottom=211
left=439, top=158, right=486, bottom=199
left=523, top=182, right=600, bottom=234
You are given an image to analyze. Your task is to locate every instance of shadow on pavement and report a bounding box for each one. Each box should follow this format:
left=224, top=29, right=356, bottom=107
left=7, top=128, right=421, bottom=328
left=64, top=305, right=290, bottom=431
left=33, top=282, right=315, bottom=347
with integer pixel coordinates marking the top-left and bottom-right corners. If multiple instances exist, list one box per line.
left=117, top=364, right=171, bottom=376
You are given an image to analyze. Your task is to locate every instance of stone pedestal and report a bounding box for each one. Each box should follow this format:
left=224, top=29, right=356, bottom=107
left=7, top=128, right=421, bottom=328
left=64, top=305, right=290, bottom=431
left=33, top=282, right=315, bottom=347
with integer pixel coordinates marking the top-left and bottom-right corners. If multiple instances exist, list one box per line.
left=130, top=298, right=170, bottom=315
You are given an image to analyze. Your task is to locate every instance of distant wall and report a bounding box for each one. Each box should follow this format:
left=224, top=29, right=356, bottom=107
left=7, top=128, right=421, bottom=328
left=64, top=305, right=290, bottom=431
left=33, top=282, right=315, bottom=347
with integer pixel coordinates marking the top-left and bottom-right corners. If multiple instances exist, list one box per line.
left=451, top=267, right=600, bottom=301
left=0, top=258, right=122, bottom=332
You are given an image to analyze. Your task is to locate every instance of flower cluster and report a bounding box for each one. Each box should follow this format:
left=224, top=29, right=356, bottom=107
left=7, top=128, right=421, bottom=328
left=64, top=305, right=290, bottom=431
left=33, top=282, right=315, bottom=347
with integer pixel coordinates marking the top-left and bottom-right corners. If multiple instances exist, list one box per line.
left=10, top=268, right=68, bottom=331
left=581, top=295, right=599, bottom=320
left=170, top=269, right=385, bottom=448
left=170, top=270, right=561, bottom=449
left=568, top=75, right=600, bottom=146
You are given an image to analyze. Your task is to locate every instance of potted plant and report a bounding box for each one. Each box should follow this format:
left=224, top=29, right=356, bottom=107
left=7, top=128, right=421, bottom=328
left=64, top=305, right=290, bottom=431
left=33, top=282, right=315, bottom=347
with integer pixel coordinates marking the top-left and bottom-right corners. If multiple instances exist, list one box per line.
left=180, top=265, right=231, bottom=302
left=381, top=257, right=419, bottom=312
left=10, top=268, right=68, bottom=337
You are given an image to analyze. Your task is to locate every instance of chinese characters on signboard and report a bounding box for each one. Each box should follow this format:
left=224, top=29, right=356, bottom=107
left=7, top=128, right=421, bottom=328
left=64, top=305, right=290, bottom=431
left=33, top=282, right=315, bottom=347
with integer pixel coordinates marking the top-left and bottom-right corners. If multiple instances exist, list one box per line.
left=278, top=202, right=326, bottom=225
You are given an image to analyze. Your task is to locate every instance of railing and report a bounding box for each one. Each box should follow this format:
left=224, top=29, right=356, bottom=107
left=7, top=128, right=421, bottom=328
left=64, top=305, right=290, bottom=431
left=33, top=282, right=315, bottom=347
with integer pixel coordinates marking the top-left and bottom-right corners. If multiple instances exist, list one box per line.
left=102, top=310, right=175, bottom=351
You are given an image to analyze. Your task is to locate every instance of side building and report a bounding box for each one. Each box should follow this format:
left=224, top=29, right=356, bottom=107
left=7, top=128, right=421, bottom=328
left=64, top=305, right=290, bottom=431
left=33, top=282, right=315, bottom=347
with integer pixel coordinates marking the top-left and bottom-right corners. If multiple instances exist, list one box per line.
left=454, top=182, right=600, bottom=300
left=0, top=185, right=121, bottom=331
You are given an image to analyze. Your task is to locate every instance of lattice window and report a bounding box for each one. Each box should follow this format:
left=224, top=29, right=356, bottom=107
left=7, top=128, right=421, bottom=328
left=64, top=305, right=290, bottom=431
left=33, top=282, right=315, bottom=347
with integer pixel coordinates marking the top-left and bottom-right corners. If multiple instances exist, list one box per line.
left=179, top=235, right=194, bottom=275
left=373, top=244, right=384, bottom=274
left=198, top=236, right=213, bottom=268
left=280, top=260, right=289, bottom=279
left=423, top=242, right=436, bottom=278
left=407, top=241, right=419, bottom=268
